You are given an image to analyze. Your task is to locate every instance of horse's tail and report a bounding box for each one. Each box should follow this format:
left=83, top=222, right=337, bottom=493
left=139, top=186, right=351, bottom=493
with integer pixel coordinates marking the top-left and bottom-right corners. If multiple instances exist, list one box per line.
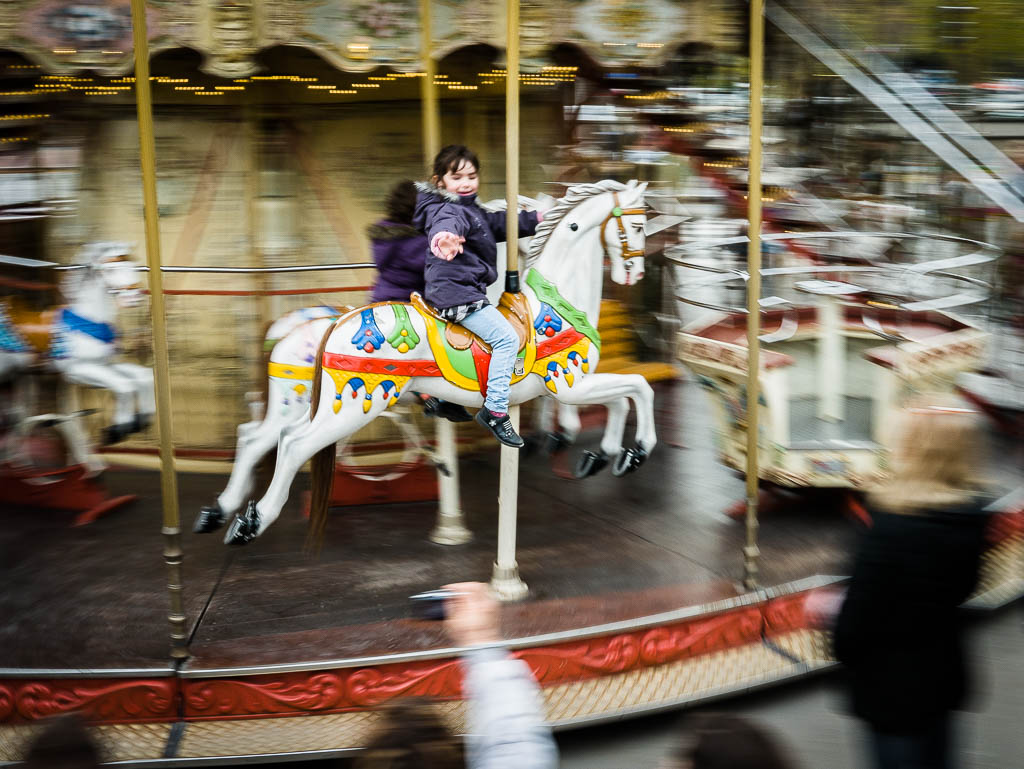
left=306, top=314, right=348, bottom=553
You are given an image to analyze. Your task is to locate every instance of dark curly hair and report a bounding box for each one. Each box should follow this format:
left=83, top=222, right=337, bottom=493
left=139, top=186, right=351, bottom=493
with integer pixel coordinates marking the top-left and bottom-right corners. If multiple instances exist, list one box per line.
left=384, top=179, right=418, bottom=225
left=431, top=144, right=480, bottom=186
left=25, top=714, right=102, bottom=769
left=670, top=713, right=797, bottom=769
left=355, top=698, right=461, bottom=769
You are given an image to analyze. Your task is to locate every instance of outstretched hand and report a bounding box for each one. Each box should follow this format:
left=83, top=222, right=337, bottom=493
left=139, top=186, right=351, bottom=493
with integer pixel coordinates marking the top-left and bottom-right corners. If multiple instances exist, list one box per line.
left=432, top=231, right=465, bottom=261
left=443, top=581, right=501, bottom=647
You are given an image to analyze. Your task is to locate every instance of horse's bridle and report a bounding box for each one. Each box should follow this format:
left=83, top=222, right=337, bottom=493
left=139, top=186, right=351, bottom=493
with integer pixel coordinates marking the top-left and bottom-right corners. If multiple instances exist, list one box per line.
left=599, top=191, right=646, bottom=260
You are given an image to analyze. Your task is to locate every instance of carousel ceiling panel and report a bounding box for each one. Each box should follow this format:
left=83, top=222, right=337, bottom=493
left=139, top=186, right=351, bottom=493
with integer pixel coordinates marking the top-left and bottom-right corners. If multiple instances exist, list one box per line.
left=0, top=0, right=692, bottom=77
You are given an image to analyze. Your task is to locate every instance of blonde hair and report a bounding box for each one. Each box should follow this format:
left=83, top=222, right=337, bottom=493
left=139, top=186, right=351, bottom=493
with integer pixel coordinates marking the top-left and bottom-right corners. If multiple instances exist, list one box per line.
left=869, top=394, right=987, bottom=514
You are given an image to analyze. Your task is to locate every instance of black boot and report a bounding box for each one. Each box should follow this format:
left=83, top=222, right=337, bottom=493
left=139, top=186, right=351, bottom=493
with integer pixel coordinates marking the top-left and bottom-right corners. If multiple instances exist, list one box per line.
left=224, top=502, right=260, bottom=546
left=476, top=407, right=524, bottom=448
left=193, top=502, right=228, bottom=533
left=422, top=396, right=473, bottom=423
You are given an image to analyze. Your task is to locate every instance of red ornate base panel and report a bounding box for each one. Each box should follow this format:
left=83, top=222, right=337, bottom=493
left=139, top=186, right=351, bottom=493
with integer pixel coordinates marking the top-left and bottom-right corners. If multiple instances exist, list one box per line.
left=179, top=603, right=773, bottom=721
left=0, top=679, right=178, bottom=725
left=1, top=592, right=824, bottom=725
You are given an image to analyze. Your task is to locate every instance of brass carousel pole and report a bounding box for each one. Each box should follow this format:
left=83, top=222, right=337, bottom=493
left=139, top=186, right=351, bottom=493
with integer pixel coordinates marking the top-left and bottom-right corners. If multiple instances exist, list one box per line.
left=129, top=0, right=188, bottom=658
left=743, top=0, right=765, bottom=591
left=490, top=0, right=527, bottom=600
left=421, top=0, right=471, bottom=547
left=419, top=0, right=440, bottom=161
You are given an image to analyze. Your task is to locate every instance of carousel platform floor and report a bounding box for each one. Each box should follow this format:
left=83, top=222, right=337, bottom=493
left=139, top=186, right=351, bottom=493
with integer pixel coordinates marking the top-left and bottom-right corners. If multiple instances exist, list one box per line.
left=0, top=379, right=858, bottom=673
left=1, top=379, right=1021, bottom=762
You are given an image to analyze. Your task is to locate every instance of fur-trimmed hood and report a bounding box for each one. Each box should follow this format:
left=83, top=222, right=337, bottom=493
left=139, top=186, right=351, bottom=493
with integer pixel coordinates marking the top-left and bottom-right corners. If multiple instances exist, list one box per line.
left=414, top=180, right=466, bottom=204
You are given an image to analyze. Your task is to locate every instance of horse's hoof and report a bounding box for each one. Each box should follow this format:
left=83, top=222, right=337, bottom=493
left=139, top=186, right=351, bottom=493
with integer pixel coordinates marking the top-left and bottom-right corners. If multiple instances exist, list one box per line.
left=612, top=445, right=648, bottom=477
left=102, top=423, right=132, bottom=445
left=193, top=502, right=227, bottom=534
left=543, top=431, right=573, bottom=456
left=224, top=502, right=260, bottom=546
left=574, top=449, right=609, bottom=479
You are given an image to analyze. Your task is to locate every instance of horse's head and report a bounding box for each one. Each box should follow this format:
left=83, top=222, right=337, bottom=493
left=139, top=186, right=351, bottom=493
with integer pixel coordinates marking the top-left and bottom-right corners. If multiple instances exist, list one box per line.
left=599, top=180, right=647, bottom=287
left=79, top=241, right=144, bottom=307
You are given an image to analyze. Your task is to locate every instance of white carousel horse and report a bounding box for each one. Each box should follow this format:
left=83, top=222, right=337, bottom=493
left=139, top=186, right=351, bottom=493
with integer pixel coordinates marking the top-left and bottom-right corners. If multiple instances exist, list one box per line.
left=194, top=305, right=344, bottom=531
left=0, top=242, right=154, bottom=446
left=222, top=179, right=654, bottom=545
left=195, top=204, right=585, bottom=534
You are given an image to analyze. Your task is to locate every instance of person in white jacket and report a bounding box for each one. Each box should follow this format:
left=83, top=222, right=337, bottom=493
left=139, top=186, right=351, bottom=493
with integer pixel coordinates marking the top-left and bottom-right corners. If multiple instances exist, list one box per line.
left=356, top=582, right=558, bottom=769
left=443, top=582, right=559, bottom=769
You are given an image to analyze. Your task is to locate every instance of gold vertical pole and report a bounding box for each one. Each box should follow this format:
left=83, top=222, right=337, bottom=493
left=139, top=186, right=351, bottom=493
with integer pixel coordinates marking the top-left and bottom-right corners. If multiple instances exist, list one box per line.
left=129, top=0, right=188, bottom=659
left=743, top=0, right=764, bottom=592
left=419, top=0, right=440, bottom=166
left=490, top=0, right=527, bottom=602
left=504, top=0, right=520, bottom=279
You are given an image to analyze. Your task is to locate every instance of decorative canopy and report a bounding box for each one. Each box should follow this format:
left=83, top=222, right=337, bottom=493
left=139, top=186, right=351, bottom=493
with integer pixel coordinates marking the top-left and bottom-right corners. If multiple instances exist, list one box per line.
left=0, top=0, right=701, bottom=77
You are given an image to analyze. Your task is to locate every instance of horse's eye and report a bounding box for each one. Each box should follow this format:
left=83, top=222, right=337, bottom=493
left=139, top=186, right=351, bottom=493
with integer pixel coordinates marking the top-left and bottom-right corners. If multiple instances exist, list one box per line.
left=569, top=223, right=578, bottom=231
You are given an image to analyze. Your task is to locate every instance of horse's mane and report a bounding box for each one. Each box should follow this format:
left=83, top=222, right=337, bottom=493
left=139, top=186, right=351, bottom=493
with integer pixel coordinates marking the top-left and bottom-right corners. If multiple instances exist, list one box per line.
left=525, top=180, right=629, bottom=265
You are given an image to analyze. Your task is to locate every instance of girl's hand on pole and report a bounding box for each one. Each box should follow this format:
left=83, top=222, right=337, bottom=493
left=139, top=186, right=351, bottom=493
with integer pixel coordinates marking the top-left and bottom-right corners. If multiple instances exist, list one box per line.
left=431, top=231, right=465, bottom=261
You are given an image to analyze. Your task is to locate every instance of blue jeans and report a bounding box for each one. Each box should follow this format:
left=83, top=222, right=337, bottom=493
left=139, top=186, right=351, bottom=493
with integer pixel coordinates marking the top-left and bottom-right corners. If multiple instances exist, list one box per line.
left=460, top=304, right=518, bottom=413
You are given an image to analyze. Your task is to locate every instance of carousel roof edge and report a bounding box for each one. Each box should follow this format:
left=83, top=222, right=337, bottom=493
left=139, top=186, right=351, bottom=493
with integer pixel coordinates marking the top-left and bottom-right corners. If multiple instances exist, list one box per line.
left=178, top=575, right=847, bottom=679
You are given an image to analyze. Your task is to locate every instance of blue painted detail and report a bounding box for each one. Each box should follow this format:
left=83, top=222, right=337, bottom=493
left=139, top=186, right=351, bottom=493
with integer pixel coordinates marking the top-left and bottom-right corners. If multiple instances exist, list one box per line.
left=533, top=302, right=563, bottom=336
left=567, top=350, right=588, bottom=368
left=60, top=308, right=116, bottom=343
left=351, top=309, right=385, bottom=352
left=348, top=377, right=365, bottom=392
left=543, top=360, right=561, bottom=387
left=0, top=304, right=30, bottom=352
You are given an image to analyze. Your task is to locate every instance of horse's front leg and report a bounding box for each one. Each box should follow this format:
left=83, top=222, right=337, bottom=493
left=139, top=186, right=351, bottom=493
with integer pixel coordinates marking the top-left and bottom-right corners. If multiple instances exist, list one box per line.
left=551, top=373, right=656, bottom=477
left=544, top=402, right=581, bottom=455
left=60, top=360, right=137, bottom=444
left=109, top=362, right=155, bottom=432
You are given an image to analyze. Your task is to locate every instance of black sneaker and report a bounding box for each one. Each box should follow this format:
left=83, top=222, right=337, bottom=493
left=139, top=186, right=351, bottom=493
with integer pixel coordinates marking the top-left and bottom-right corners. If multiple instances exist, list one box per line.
left=476, top=406, right=524, bottom=448
left=422, top=396, right=473, bottom=423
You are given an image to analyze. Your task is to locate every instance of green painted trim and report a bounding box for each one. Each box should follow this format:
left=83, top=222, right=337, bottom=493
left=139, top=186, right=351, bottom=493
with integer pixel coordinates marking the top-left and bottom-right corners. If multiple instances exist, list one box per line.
left=387, top=304, right=420, bottom=350
left=525, top=269, right=601, bottom=352
left=435, top=318, right=478, bottom=381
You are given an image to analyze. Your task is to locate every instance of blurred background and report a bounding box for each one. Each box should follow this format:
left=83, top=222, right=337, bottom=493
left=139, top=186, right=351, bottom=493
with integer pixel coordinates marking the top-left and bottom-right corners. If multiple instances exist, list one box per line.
left=0, top=0, right=1020, bottom=455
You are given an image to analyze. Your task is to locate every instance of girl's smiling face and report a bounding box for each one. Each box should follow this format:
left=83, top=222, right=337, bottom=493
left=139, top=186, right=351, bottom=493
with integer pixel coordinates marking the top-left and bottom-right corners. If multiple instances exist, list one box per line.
left=439, top=159, right=479, bottom=197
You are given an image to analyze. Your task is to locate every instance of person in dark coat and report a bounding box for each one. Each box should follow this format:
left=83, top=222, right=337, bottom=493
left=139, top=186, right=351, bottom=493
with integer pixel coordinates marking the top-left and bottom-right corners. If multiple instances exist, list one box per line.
left=369, top=180, right=429, bottom=304
left=413, top=145, right=540, bottom=448
left=369, top=179, right=471, bottom=423
left=832, top=400, right=994, bottom=769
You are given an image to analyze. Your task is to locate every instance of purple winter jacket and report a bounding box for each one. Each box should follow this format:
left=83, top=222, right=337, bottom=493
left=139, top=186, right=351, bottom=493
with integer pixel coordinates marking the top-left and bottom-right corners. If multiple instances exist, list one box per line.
left=413, top=184, right=539, bottom=310
left=369, top=221, right=428, bottom=303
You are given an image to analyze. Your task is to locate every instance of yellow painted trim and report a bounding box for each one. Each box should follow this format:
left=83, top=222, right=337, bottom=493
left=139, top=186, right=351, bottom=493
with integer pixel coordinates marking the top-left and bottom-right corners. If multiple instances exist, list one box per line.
left=323, top=366, right=411, bottom=414
left=410, top=303, right=541, bottom=392
left=409, top=305, right=482, bottom=391
left=268, top=361, right=316, bottom=380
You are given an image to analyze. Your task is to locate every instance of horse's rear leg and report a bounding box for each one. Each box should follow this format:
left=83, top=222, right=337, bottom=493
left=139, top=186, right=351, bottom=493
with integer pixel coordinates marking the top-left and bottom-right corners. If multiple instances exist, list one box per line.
left=226, top=399, right=377, bottom=544
left=196, top=409, right=307, bottom=534
left=111, top=363, right=155, bottom=431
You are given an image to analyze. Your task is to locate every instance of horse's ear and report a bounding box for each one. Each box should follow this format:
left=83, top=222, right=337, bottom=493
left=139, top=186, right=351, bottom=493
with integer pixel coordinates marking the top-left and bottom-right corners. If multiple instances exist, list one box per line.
left=625, top=181, right=648, bottom=203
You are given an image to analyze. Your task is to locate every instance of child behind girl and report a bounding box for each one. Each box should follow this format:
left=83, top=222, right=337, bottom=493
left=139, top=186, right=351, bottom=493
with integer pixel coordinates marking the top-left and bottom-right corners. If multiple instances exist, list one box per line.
left=413, top=145, right=540, bottom=448
left=369, top=179, right=472, bottom=423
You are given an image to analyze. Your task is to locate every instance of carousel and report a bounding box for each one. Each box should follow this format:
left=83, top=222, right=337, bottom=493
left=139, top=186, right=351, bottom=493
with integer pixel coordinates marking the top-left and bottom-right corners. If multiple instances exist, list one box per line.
left=1, top=0, right=1023, bottom=764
